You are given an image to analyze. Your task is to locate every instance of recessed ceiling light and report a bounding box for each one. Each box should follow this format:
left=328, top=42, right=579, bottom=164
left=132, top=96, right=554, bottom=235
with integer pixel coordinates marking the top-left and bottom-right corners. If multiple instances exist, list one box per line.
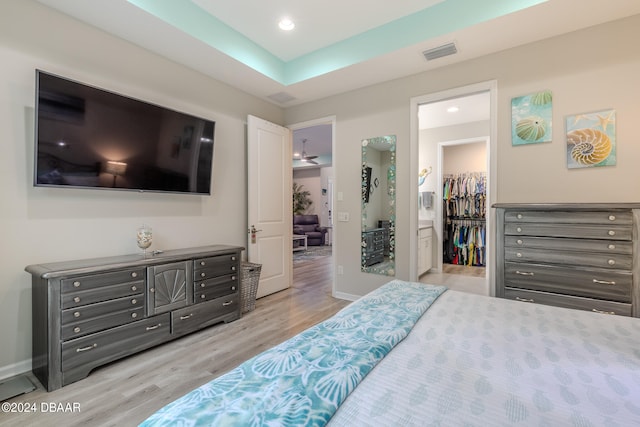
left=447, top=106, right=459, bottom=113
left=278, top=18, right=295, bottom=31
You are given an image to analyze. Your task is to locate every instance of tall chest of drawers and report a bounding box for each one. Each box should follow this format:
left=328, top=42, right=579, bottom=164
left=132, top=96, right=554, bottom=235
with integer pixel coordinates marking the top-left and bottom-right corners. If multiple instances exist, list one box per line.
left=495, top=204, right=640, bottom=317
left=26, top=245, right=243, bottom=391
left=362, top=228, right=385, bottom=266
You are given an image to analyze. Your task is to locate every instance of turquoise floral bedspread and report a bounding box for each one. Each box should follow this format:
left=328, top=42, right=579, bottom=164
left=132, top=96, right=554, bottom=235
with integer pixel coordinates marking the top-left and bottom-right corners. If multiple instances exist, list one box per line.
left=140, top=280, right=446, bottom=426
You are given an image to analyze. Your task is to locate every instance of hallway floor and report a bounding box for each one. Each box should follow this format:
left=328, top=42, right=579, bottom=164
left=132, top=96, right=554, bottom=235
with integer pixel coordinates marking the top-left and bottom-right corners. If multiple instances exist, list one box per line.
left=419, top=263, right=489, bottom=296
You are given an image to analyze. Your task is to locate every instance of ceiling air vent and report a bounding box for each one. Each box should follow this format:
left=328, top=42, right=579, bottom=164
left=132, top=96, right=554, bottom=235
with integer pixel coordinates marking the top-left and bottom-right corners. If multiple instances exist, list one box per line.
left=422, top=42, right=458, bottom=61
left=267, top=91, right=297, bottom=104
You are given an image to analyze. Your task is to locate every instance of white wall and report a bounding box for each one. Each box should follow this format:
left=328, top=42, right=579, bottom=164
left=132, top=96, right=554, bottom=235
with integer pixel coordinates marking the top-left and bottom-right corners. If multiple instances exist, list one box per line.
left=0, top=1, right=283, bottom=378
left=293, top=166, right=333, bottom=226
left=285, top=14, right=640, bottom=298
left=293, top=168, right=321, bottom=215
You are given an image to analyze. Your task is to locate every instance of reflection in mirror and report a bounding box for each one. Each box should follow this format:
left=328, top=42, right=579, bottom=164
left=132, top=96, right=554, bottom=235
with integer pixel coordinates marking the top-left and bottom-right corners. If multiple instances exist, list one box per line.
left=361, top=135, right=396, bottom=276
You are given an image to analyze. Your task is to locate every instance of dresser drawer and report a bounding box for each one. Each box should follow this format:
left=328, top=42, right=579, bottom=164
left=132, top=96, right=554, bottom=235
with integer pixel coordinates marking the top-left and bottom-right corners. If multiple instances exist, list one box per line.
left=504, top=262, right=632, bottom=302
left=61, top=281, right=145, bottom=309
left=194, top=263, right=238, bottom=280
left=194, top=274, right=238, bottom=300
left=61, top=268, right=145, bottom=293
left=62, top=293, right=144, bottom=325
left=504, top=223, right=631, bottom=240
left=61, top=314, right=170, bottom=371
left=195, top=283, right=239, bottom=304
left=172, top=297, right=240, bottom=337
left=61, top=306, right=145, bottom=340
left=194, top=253, right=239, bottom=274
left=505, top=210, right=632, bottom=225
left=505, top=247, right=632, bottom=270
left=504, top=287, right=632, bottom=316
left=505, top=235, right=632, bottom=254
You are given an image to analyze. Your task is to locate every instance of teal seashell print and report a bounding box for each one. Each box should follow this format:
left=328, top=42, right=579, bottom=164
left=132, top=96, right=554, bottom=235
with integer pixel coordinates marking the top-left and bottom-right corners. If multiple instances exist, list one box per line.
left=511, top=90, right=552, bottom=145
left=516, top=116, right=546, bottom=141
left=531, top=90, right=552, bottom=105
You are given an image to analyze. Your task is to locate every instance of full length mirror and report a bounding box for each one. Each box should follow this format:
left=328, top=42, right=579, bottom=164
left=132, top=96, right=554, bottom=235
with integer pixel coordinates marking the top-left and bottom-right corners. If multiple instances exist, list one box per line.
left=361, top=135, right=396, bottom=276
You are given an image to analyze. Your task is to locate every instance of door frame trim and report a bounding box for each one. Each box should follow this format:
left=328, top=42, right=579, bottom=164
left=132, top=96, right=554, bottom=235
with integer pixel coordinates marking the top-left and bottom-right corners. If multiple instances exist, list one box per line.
left=409, top=80, right=497, bottom=296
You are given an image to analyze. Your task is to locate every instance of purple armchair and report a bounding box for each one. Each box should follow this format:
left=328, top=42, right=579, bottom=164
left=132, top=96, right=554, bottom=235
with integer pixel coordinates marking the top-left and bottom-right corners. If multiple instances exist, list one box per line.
left=293, top=214, right=328, bottom=246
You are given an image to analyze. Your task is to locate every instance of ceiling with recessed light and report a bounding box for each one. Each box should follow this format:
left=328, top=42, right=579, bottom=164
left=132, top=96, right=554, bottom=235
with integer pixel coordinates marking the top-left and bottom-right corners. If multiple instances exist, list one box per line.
left=35, top=0, right=640, bottom=106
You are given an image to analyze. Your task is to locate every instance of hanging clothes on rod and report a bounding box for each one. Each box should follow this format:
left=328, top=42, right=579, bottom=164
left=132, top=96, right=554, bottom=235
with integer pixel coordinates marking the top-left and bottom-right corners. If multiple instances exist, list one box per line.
left=443, top=219, right=486, bottom=266
left=442, top=172, right=486, bottom=267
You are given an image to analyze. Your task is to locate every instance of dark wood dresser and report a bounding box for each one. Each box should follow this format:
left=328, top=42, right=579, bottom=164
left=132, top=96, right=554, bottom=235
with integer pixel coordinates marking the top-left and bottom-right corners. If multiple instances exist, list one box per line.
left=495, top=204, right=640, bottom=317
left=26, top=245, right=243, bottom=391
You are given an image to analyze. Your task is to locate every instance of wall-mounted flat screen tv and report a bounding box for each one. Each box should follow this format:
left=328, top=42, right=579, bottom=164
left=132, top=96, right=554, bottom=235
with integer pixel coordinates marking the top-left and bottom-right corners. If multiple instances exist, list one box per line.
left=34, top=70, right=215, bottom=194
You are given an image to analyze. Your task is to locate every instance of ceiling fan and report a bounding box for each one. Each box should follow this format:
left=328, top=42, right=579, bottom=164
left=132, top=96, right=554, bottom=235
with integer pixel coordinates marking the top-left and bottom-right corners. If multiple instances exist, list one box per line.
left=294, top=139, right=318, bottom=164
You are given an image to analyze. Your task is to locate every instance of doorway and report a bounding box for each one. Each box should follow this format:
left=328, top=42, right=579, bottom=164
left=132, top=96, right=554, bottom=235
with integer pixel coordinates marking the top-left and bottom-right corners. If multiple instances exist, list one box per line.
left=437, top=138, right=488, bottom=286
left=410, top=81, right=496, bottom=296
left=288, top=117, right=336, bottom=292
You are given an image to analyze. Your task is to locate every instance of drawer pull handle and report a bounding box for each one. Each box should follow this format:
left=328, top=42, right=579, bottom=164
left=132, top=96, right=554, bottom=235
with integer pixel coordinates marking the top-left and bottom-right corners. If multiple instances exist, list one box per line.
left=516, top=227, right=522, bottom=233
left=150, top=288, right=155, bottom=293
left=609, top=215, right=616, bottom=221
left=200, top=261, right=206, bottom=266
left=232, top=275, right=237, bottom=281
left=131, top=313, right=138, bottom=318
left=222, top=300, right=233, bottom=306
left=76, top=343, right=97, bottom=353
left=593, top=279, right=616, bottom=285
left=131, top=285, right=138, bottom=291
left=516, top=239, right=523, bottom=245
left=201, top=272, right=206, bottom=277
left=73, top=296, right=81, bottom=303
left=131, top=299, right=137, bottom=305
left=74, top=327, right=81, bottom=333
left=201, top=294, right=206, bottom=299
left=592, top=308, right=615, bottom=315
left=608, top=244, right=616, bottom=250
left=232, top=286, right=236, bottom=291
left=200, top=283, right=206, bottom=288
left=515, top=271, right=534, bottom=276
left=517, top=214, right=523, bottom=219
left=608, top=230, right=615, bottom=236
left=231, top=266, right=237, bottom=271
left=608, top=259, right=615, bottom=266
left=516, top=253, right=522, bottom=258
left=231, top=256, right=237, bottom=261
left=180, top=314, right=193, bottom=320
left=146, top=323, right=162, bottom=331
left=515, top=297, right=534, bottom=303
left=73, top=311, right=80, bottom=318
left=73, top=281, right=81, bottom=288
left=131, top=272, right=138, bottom=278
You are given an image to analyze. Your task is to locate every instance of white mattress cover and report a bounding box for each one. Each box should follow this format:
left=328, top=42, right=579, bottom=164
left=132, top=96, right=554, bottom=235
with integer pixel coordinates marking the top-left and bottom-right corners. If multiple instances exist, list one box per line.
left=329, top=289, right=640, bottom=426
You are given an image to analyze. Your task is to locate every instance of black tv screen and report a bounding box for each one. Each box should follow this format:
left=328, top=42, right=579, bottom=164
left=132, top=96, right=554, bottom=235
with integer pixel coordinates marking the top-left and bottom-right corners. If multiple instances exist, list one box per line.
left=34, top=70, right=215, bottom=194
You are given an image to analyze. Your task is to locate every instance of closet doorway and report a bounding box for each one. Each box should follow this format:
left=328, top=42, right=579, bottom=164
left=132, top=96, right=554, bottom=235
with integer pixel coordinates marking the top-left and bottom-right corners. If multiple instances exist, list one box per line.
left=438, top=138, right=488, bottom=278
left=410, top=81, right=495, bottom=296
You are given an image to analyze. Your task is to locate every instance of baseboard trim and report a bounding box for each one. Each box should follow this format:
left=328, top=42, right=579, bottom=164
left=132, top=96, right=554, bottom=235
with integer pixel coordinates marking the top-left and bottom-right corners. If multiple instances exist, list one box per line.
left=332, top=290, right=360, bottom=301
left=0, top=359, right=32, bottom=382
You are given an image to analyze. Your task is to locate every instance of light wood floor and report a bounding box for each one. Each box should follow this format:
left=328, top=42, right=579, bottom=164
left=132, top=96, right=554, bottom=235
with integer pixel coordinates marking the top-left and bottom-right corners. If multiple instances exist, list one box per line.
left=442, top=263, right=486, bottom=277
left=3, top=254, right=344, bottom=427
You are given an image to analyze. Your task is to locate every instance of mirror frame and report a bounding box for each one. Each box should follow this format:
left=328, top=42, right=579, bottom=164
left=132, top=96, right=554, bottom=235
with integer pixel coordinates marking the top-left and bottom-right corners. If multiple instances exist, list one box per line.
left=361, top=135, right=396, bottom=276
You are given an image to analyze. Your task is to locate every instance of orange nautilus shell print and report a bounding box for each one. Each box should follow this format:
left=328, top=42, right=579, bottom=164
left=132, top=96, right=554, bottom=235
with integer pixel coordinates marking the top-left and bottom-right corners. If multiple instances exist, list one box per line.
left=566, top=128, right=612, bottom=166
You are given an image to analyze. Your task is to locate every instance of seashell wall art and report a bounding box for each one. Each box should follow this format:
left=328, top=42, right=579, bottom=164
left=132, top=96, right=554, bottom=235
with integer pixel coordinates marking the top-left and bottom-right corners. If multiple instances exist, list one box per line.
left=511, top=90, right=553, bottom=145
left=565, top=109, right=616, bottom=169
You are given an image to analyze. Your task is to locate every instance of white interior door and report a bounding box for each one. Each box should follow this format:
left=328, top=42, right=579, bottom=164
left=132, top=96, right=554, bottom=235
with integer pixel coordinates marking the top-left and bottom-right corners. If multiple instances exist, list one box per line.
left=247, top=115, right=292, bottom=298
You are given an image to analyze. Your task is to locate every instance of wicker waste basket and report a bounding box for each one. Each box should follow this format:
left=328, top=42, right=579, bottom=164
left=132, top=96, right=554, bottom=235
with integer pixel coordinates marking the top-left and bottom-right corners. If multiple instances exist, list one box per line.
left=240, top=262, right=262, bottom=313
